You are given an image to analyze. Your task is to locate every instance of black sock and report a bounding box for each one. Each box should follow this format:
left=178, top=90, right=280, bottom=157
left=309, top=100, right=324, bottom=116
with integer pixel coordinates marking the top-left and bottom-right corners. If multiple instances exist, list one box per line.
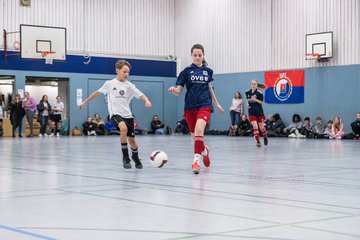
left=122, top=143, right=129, bottom=158
left=131, top=147, right=139, bottom=160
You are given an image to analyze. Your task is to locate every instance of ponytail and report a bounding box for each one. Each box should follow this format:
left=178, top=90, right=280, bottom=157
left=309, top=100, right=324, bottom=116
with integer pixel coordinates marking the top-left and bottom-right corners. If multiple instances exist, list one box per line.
left=202, top=58, right=208, bottom=66
left=251, top=79, right=266, bottom=89
left=258, top=83, right=266, bottom=89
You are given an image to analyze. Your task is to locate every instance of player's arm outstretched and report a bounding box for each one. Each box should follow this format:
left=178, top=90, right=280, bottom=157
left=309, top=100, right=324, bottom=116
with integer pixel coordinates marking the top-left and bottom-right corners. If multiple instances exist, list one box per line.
left=209, top=83, right=224, bottom=113
left=78, top=91, right=102, bottom=109
left=168, top=85, right=183, bottom=96
left=139, top=94, right=152, bottom=109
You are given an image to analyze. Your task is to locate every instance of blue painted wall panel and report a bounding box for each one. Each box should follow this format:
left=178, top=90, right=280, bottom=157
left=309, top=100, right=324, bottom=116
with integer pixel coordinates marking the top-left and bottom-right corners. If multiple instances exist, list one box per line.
left=87, top=79, right=109, bottom=121
left=0, top=53, right=177, bottom=132
left=131, top=80, right=164, bottom=130
left=1, top=54, right=359, bottom=134
left=0, top=51, right=176, bottom=77
left=211, top=65, right=360, bottom=131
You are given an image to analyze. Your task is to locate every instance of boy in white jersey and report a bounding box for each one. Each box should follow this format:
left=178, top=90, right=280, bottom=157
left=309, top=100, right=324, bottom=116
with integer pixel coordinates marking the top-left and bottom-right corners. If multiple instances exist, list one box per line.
left=79, top=60, right=152, bottom=169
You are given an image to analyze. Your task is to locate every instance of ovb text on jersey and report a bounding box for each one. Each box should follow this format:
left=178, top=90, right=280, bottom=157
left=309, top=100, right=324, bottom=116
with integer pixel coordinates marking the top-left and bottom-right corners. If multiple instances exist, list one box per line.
left=190, top=70, right=210, bottom=84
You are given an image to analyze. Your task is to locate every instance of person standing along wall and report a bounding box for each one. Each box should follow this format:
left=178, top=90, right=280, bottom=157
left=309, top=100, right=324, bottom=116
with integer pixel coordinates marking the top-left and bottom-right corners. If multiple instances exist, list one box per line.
left=23, top=92, right=37, bottom=137
left=50, top=96, right=64, bottom=137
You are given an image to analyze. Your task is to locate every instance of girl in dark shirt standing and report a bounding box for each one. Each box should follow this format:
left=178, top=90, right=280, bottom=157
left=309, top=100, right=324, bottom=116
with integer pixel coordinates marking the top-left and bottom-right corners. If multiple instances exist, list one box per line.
left=9, top=94, right=25, bottom=137
left=245, top=80, right=268, bottom=147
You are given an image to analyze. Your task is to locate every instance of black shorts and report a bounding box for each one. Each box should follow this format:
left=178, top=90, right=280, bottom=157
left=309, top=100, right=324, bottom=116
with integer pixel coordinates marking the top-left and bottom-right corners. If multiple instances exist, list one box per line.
left=50, top=114, right=62, bottom=123
left=111, top=115, right=135, bottom=137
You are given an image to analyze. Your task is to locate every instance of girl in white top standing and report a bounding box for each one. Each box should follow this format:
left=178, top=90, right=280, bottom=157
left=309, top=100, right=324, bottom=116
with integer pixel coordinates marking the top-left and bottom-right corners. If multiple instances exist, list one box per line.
left=229, top=92, right=243, bottom=130
left=79, top=60, right=152, bottom=169
left=50, top=95, right=64, bottom=137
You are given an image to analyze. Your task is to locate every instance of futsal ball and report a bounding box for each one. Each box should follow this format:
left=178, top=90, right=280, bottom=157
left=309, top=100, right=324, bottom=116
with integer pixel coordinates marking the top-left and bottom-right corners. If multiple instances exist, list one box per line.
left=150, top=150, right=168, bottom=168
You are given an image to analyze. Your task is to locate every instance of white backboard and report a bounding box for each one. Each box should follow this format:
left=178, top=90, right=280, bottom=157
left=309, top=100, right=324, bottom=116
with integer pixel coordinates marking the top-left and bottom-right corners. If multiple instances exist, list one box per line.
left=305, top=32, right=333, bottom=60
left=20, top=24, right=66, bottom=60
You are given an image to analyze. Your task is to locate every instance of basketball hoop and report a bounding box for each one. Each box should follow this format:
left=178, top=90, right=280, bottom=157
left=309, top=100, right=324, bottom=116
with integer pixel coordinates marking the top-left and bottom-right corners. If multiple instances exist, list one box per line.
left=305, top=53, right=321, bottom=61
left=41, top=51, right=56, bottom=64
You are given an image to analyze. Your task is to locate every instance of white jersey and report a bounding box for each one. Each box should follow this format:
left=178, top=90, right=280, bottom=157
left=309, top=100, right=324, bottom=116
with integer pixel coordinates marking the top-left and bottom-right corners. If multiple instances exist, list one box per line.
left=98, top=78, right=143, bottom=118
left=52, top=101, right=64, bottom=115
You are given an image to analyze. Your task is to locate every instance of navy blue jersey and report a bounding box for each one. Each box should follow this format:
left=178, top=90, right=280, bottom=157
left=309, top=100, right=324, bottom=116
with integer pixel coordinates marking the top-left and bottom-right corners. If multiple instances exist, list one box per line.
left=176, top=64, right=213, bottom=110
left=245, top=88, right=264, bottom=116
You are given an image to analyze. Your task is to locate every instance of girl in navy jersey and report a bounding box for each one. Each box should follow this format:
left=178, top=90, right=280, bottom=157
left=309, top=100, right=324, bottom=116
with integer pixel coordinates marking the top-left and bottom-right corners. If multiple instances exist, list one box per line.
left=245, top=80, right=268, bottom=147
left=169, top=44, right=224, bottom=174
left=79, top=60, right=152, bottom=169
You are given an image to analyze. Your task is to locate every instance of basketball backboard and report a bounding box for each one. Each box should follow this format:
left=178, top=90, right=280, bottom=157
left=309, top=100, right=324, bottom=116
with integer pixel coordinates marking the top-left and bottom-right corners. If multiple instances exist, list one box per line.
left=305, top=31, right=333, bottom=61
left=20, top=24, right=66, bottom=61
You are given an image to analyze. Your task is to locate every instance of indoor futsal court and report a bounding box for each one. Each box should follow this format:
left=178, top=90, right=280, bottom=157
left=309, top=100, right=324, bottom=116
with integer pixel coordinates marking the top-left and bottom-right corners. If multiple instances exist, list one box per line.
left=1, top=0, right=360, bottom=240
left=1, top=136, right=360, bottom=239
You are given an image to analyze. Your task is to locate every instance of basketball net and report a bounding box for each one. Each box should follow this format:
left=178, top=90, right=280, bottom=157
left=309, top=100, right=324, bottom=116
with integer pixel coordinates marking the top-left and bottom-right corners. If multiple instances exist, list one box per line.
left=41, top=51, right=56, bottom=65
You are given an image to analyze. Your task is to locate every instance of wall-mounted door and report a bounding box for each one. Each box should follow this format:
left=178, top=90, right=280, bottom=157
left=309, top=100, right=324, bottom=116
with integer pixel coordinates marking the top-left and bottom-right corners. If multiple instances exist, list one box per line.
left=88, top=79, right=108, bottom=120
left=131, top=81, right=164, bottom=130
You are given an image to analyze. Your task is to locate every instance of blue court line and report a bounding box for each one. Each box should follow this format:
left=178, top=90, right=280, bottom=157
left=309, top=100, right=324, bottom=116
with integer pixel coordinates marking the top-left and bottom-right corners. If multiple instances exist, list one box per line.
left=0, top=225, right=58, bottom=240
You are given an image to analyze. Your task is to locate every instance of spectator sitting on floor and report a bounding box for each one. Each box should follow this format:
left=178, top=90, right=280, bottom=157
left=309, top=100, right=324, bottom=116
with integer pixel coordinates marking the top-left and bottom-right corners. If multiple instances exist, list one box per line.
left=345, top=113, right=360, bottom=140
left=284, top=113, right=303, bottom=138
left=83, top=117, right=97, bottom=136
left=151, top=115, right=166, bottom=135
left=93, top=113, right=106, bottom=135
left=264, top=114, right=274, bottom=131
left=174, top=116, right=189, bottom=134
left=238, top=114, right=252, bottom=136
left=329, top=116, right=345, bottom=140
left=313, top=116, right=326, bottom=139
left=267, top=113, right=286, bottom=137
left=323, top=120, right=333, bottom=138
left=300, top=117, right=314, bottom=138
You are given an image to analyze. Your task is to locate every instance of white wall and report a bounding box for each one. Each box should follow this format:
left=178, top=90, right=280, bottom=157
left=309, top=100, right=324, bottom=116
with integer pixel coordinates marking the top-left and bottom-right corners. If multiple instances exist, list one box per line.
left=1, top=0, right=359, bottom=72
left=175, top=0, right=360, bottom=73
left=1, top=0, right=175, bottom=59
left=175, top=0, right=272, bottom=73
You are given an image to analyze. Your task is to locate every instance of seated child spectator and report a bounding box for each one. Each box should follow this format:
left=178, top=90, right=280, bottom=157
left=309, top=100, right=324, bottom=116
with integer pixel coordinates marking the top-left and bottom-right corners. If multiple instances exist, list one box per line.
left=151, top=115, right=166, bottom=135
left=329, top=116, right=345, bottom=140
left=267, top=113, right=285, bottom=137
left=313, top=116, right=326, bottom=138
left=83, top=117, right=97, bottom=136
left=174, top=116, right=189, bottom=134
left=93, top=113, right=106, bottom=135
left=323, top=120, right=333, bottom=138
left=264, top=114, right=274, bottom=131
left=284, top=114, right=303, bottom=138
left=238, top=114, right=252, bottom=136
left=345, top=113, right=360, bottom=139
left=300, top=116, right=314, bottom=138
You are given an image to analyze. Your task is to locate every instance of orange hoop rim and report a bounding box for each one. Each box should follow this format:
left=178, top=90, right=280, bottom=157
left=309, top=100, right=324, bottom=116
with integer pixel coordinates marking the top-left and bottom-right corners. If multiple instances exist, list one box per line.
left=305, top=53, right=321, bottom=60
left=40, top=51, right=56, bottom=57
